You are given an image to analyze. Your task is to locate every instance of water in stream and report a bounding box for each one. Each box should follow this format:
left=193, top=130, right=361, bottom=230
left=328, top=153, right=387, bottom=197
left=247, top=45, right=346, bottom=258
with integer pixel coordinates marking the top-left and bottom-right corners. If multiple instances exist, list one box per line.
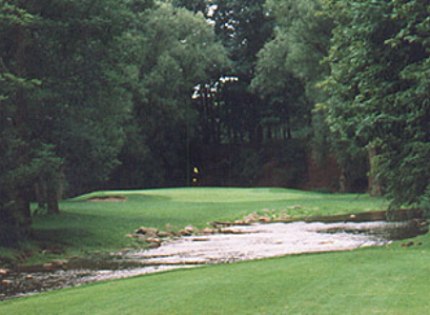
left=0, top=211, right=427, bottom=301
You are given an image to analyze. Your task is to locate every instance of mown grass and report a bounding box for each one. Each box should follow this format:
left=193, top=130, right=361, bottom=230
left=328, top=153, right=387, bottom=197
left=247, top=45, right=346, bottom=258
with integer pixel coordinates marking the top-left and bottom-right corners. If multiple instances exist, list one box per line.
left=25, top=187, right=386, bottom=261
left=1, top=233, right=429, bottom=314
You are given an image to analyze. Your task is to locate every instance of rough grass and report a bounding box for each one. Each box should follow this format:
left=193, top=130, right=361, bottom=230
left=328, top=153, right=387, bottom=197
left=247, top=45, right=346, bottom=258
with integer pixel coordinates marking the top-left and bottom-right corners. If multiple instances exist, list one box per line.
left=26, top=187, right=386, bottom=262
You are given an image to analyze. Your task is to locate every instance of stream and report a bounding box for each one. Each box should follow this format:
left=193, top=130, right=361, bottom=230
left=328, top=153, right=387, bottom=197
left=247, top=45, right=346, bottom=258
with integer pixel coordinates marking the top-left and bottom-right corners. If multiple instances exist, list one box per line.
left=0, top=211, right=428, bottom=301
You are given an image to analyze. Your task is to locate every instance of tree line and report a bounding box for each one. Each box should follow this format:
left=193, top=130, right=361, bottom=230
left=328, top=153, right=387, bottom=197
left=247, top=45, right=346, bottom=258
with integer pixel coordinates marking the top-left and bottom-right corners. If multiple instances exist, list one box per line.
left=1, top=0, right=429, bottom=246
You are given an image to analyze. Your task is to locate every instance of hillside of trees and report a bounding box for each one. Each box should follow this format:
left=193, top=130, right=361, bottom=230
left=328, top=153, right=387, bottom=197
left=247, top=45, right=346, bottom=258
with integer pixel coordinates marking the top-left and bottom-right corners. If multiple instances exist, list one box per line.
left=1, top=0, right=429, bottom=245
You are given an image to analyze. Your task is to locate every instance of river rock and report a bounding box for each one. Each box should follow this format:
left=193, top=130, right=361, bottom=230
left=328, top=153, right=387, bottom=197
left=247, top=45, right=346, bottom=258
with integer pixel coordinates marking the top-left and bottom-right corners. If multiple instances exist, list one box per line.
left=243, top=212, right=260, bottom=224
left=201, top=227, right=215, bottom=234
left=133, top=234, right=147, bottom=241
left=179, top=226, right=195, bottom=236
left=179, top=229, right=192, bottom=236
left=146, top=237, right=161, bottom=245
left=43, top=263, right=55, bottom=271
left=136, top=227, right=159, bottom=237
left=220, top=227, right=245, bottom=234
left=275, top=212, right=292, bottom=221
left=1, top=280, right=13, bottom=287
left=52, top=260, right=68, bottom=268
left=41, top=246, right=64, bottom=255
left=0, top=268, right=9, bottom=276
left=184, top=226, right=195, bottom=233
left=157, top=231, right=171, bottom=238
left=258, top=216, right=271, bottom=223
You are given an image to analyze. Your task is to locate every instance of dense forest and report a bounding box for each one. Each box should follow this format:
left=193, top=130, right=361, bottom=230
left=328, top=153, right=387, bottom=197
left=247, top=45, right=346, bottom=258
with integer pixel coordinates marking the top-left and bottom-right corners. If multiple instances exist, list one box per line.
left=1, top=0, right=429, bottom=245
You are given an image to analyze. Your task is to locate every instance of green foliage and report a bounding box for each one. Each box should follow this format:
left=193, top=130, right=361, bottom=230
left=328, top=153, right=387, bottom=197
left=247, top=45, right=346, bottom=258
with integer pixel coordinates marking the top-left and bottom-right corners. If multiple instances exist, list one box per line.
left=251, top=0, right=368, bottom=192
left=251, top=32, right=308, bottom=137
left=420, top=186, right=430, bottom=214
left=172, top=0, right=207, bottom=13
left=0, top=0, right=139, bottom=244
left=114, top=3, right=228, bottom=188
left=265, top=0, right=332, bottom=104
left=204, top=0, right=274, bottom=143
left=212, top=0, right=273, bottom=71
left=0, top=3, right=40, bottom=244
left=0, top=1, right=34, bottom=26
left=0, top=0, right=136, bottom=196
left=323, top=0, right=430, bottom=206
left=29, top=0, right=134, bottom=194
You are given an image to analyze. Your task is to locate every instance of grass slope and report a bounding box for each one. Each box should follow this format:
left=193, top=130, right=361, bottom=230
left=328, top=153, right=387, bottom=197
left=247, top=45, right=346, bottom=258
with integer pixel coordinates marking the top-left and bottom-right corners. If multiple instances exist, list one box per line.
left=27, top=188, right=386, bottom=261
left=1, top=235, right=429, bottom=314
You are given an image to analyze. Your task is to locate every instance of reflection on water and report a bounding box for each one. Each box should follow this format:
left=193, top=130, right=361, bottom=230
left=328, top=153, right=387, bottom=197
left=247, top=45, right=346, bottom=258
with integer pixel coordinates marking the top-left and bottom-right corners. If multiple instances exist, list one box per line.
left=0, top=210, right=427, bottom=301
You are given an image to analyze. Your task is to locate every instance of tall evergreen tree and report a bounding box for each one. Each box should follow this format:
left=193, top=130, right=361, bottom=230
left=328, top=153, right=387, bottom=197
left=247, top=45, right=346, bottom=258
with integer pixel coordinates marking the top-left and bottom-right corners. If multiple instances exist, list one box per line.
left=0, top=2, right=54, bottom=243
left=0, top=0, right=135, bottom=244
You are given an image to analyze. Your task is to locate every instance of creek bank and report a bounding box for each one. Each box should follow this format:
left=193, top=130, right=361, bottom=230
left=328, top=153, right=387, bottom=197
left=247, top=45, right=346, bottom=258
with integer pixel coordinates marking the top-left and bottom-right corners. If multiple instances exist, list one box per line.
left=0, top=210, right=427, bottom=301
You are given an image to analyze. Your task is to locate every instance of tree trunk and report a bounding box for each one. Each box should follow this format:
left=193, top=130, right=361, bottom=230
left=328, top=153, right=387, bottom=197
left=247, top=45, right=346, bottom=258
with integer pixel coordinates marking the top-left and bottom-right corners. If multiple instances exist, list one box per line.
left=13, top=25, right=32, bottom=235
left=285, top=106, right=292, bottom=139
left=56, top=166, right=66, bottom=200
left=368, top=144, right=382, bottom=196
left=35, top=181, right=47, bottom=209
left=46, top=181, right=60, bottom=214
left=286, top=125, right=292, bottom=140
left=338, top=167, right=350, bottom=193
left=14, top=191, right=32, bottom=237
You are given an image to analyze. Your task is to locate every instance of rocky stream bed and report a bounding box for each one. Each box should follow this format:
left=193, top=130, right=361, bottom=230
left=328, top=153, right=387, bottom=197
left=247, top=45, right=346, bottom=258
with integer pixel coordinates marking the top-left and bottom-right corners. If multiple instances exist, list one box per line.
left=0, top=210, right=428, bottom=301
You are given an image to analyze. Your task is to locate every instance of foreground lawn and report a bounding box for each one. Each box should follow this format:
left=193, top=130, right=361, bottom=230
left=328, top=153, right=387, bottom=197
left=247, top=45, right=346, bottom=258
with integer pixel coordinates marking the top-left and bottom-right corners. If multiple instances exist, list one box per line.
left=1, top=233, right=429, bottom=314
left=26, top=187, right=385, bottom=261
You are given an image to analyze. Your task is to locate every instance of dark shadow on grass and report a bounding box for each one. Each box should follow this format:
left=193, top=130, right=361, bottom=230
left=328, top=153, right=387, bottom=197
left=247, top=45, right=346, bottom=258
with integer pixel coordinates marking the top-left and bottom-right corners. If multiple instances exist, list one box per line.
left=30, top=227, right=94, bottom=248
left=30, top=212, right=100, bottom=249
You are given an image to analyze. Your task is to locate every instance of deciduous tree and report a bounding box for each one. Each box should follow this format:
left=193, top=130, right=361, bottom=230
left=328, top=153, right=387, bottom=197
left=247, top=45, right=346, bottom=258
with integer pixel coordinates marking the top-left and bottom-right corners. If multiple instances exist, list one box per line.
left=323, top=0, right=430, bottom=206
